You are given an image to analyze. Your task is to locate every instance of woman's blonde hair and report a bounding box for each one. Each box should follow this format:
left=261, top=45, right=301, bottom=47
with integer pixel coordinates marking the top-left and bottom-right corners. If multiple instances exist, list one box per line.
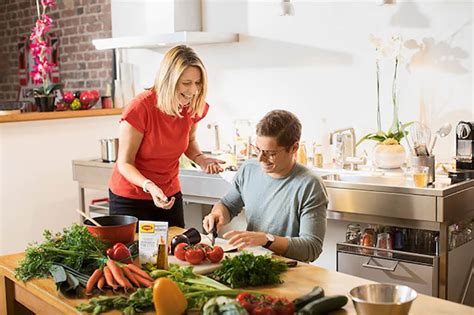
left=152, top=45, right=208, bottom=117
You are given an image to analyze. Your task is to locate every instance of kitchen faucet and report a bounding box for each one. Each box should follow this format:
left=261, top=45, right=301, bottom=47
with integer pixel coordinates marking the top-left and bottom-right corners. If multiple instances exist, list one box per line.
left=329, top=127, right=356, bottom=157
left=329, top=127, right=365, bottom=170
left=207, top=122, right=221, bottom=152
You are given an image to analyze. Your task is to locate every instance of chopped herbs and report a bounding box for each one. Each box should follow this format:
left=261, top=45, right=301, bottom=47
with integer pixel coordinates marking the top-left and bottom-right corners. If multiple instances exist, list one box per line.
left=209, top=252, right=288, bottom=288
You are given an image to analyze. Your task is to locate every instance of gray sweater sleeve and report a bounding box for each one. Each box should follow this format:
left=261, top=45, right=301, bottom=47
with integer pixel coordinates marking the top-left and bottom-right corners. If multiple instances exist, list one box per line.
left=284, top=177, right=328, bottom=262
left=220, top=167, right=245, bottom=219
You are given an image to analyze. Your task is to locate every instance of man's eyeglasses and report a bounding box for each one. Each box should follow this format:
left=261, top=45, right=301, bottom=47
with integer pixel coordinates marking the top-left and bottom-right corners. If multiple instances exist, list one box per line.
left=252, top=145, right=286, bottom=160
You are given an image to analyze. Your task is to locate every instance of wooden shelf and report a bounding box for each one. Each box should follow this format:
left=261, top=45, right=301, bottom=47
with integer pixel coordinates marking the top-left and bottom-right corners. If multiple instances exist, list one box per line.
left=0, top=108, right=123, bottom=123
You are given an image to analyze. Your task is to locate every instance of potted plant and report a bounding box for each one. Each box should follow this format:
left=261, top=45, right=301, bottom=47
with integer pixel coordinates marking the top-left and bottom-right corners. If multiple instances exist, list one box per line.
left=30, top=0, right=61, bottom=112
left=357, top=34, right=413, bottom=169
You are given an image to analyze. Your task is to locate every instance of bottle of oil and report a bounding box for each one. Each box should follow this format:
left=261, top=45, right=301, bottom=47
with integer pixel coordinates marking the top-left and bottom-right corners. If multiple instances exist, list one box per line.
left=297, top=142, right=307, bottom=165
left=156, top=236, right=168, bottom=270
left=313, top=143, right=324, bottom=168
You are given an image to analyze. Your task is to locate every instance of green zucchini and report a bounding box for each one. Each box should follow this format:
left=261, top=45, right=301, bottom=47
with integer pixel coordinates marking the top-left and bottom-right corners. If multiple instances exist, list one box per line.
left=296, top=295, right=348, bottom=315
left=293, top=286, right=325, bottom=310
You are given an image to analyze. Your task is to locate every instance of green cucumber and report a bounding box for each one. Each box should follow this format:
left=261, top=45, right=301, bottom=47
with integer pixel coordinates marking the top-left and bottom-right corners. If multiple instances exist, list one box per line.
left=296, top=295, right=348, bottom=315
left=293, top=286, right=325, bottom=310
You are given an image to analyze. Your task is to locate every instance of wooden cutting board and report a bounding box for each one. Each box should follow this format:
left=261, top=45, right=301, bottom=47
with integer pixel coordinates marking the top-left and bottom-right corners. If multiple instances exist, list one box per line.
left=168, top=236, right=272, bottom=274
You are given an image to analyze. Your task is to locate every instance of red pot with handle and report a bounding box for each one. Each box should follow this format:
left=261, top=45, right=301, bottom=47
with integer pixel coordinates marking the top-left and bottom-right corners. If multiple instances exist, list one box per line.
left=84, top=215, right=137, bottom=246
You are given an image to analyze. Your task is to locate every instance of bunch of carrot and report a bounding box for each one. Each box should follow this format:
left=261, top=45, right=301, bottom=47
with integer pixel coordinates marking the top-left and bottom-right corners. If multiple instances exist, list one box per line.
left=85, top=259, right=153, bottom=295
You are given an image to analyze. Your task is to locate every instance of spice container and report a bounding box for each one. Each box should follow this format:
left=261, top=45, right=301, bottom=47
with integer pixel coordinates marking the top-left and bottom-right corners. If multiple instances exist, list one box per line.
left=376, top=232, right=393, bottom=257
left=346, top=224, right=361, bottom=244
left=361, top=228, right=376, bottom=247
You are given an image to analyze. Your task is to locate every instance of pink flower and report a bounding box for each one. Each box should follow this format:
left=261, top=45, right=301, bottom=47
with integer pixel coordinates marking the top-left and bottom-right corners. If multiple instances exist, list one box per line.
left=41, top=0, right=56, bottom=7
left=41, top=14, right=53, bottom=26
left=31, top=0, right=57, bottom=95
left=30, top=69, right=44, bottom=85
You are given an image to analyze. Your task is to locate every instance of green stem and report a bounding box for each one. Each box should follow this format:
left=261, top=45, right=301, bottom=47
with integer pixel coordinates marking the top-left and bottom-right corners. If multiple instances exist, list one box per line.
left=42, top=246, right=103, bottom=259
left=376, top=59, right=381, bottom=133
left=389, top=56, right=400, bottom=134
left=184, top=289, right=264, bottom=299
left=35, top=0, right=41, bottom=18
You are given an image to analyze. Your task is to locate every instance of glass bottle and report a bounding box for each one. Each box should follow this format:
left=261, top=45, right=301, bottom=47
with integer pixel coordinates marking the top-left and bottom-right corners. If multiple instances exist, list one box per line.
left=313, top=143, right=324, bottom=168
left=297, top=142, right=307, bottom=165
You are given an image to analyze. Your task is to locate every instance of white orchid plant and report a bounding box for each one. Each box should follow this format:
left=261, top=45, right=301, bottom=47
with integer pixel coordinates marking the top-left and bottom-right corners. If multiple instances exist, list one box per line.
left=357, top=34, right=412, bottom=146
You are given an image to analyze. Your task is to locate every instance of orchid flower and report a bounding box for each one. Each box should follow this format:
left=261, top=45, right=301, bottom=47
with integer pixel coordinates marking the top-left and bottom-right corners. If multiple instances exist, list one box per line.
left=30, top=0, right=60, bottom=96
left=358, top=34, right=410, bottom=146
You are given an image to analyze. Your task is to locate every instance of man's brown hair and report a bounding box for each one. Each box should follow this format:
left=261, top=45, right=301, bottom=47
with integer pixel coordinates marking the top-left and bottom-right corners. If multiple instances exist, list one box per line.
left=256, top=110, right=302, bottom=149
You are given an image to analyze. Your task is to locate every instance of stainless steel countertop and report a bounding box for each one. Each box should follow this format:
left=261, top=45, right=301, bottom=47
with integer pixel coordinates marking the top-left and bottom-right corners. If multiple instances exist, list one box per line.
left=72, top=159, right=474, bottom=197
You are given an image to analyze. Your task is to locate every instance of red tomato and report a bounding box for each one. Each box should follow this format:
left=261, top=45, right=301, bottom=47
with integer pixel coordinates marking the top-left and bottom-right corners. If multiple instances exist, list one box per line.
left=253, top=306, right=277, bottom=315
left=174, top=243, right=188, bottom=261
left=106, top=247, right=114, bottom=258
left=274, top=298, right=295, bottom=315
left=113, top=243, right=127, bottom=251
left=236, top=292, right=259, bottom=313
left=185, top=247, right=205, bottom=265
left=206, top=246, right=224, bottom=263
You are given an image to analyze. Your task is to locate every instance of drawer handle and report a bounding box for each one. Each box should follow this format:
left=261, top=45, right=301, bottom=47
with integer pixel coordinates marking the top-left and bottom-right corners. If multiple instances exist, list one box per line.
left=362, top=257, right=399, bottom=272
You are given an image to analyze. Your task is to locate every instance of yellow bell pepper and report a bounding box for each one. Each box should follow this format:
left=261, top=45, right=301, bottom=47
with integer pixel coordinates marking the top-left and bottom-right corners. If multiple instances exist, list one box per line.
left=153, top=278, right=187, bottom=315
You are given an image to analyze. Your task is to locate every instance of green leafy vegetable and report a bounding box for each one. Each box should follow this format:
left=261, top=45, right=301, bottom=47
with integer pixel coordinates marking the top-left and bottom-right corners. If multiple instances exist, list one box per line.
left=210, top=252, right=288, bottom=288
left=77, top=264, right=263, bottom=314
left=77, top=289, right=154, bottom=315
left=15, top=224, right=107, bottom=281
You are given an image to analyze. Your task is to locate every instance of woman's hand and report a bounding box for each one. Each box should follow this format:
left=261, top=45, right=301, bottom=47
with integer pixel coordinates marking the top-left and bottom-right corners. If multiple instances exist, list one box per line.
left=222, top=230, right=267, bottom=249
left=195, top=155, right=225, bottom=174
left=146, top=182, right=175, bottom=209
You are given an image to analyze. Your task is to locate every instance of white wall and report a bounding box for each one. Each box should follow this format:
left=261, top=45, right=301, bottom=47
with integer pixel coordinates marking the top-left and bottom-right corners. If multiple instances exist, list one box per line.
left=0, top=116, right=119, bottom=255
left=1, top=0, right=471, bottom=257
left=118, top=0, right=472, bottom=162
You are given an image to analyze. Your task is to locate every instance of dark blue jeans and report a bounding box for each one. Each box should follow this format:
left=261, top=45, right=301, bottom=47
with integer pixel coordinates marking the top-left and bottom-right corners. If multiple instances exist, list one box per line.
left=109, top=190, right=185, bottom=228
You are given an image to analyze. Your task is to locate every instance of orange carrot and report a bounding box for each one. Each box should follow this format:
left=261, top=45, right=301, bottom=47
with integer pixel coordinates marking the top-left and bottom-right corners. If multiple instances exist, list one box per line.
left=133, top=273, right=153, bottom=288
left=122, top=275, right=134, bottom=291
left=123, top=266, right=140, bottom=288
left=85, top=268, right=103, bottom=295
left=126, top=263, right=153, bottom=281
left=106, top=259, right=127, bottom=288
left=103, top=266, right=118, bottom=290
left=97, top=275, right=105, bottom=291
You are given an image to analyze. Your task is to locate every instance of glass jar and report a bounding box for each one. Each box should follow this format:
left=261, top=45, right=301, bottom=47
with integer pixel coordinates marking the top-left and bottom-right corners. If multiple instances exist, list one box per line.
left=345, top=224, right=361, bottom=244
left=361, top=228, right=376, bottom=247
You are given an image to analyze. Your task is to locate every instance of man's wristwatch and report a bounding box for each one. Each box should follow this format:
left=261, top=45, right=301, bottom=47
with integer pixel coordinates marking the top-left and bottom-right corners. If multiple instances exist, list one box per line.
left=263, top=233, right=275, bottom=249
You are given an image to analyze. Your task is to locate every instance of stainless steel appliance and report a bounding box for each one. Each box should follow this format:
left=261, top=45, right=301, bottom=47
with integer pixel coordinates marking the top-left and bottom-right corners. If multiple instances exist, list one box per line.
left=100, top=138, right=119, bottom=162
left=449, top=121, right=474, bottom=183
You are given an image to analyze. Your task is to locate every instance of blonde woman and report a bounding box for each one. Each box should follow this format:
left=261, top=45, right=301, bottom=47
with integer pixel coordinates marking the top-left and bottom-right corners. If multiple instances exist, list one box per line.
left=109, top=45, right=224, bottom=227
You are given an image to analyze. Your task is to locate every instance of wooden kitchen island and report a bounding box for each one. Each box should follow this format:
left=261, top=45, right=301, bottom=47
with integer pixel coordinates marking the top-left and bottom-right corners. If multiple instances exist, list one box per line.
left=1, top=227, right=472, bottom=314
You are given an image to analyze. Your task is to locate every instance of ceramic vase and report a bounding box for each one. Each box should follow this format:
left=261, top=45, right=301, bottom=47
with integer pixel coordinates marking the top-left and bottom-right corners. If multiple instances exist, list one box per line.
left=373, top=143, right=406, bottom=169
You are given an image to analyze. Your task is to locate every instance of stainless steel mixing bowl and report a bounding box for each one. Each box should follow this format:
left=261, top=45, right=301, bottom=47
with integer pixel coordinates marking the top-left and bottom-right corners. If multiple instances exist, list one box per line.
left=349, top=283, right=417, bottom=315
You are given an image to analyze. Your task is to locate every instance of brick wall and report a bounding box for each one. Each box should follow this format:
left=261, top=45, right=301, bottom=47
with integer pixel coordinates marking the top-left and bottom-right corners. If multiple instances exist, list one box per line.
left=0, top=0, right=113, bottom=101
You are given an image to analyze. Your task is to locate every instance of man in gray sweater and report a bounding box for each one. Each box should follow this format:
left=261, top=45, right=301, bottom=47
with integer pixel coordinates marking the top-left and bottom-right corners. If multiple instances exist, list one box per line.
left=203, top=110, right=328, bottom=262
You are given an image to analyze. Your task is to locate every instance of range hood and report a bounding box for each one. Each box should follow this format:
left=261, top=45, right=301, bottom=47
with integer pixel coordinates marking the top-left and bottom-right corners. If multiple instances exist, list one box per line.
left=92, top=0, right=239, bottom=50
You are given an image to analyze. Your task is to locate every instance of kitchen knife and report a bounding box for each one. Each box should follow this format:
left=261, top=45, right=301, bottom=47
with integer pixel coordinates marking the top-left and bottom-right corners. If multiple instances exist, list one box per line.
left=210, top=224, right=218, bottom=246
